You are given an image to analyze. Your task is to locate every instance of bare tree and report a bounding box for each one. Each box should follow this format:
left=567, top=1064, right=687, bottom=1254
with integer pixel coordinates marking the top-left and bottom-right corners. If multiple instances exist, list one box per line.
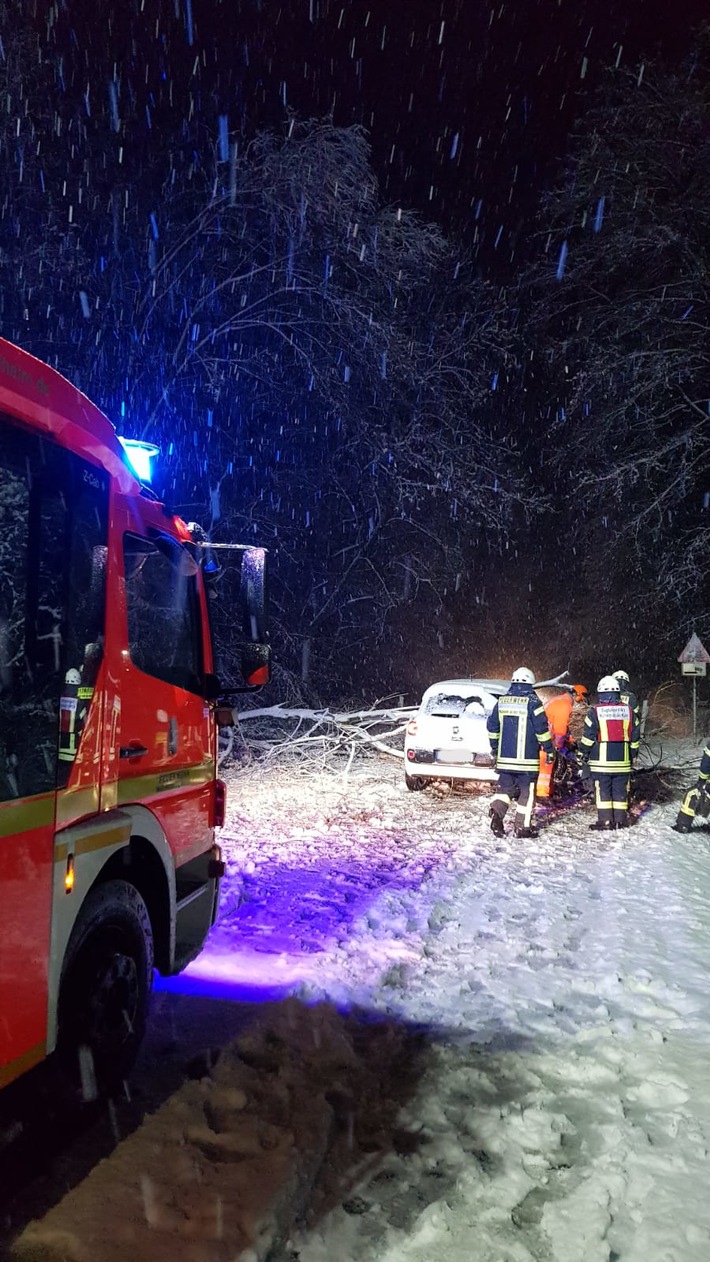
left=523, top=47, right=710, bottom=643
left=0, top=0, right=533, bottom=699
left=87, top=120, right=531, bottom=695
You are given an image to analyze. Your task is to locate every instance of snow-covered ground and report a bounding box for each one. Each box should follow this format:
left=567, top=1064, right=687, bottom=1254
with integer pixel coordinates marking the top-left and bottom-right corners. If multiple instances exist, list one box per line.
left=12, top=738, right=710, bottom=1262
left=179, top=740, right=710, bottom=1262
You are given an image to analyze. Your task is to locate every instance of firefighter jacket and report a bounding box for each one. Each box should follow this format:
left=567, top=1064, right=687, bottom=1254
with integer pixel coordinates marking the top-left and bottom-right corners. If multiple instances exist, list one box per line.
left=487, top=683, right=555, bottom=772
left=619, top=688, right=641, bottom=725
left=699, top=744, right=710, bottom=782
left=579, top=701, right=640, bottom=773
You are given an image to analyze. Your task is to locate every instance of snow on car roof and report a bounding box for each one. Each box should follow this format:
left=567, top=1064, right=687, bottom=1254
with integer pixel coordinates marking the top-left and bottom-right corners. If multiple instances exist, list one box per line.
left=419, top=673, right=572, bottom=705
left=419, top=678, right=510, bottom=702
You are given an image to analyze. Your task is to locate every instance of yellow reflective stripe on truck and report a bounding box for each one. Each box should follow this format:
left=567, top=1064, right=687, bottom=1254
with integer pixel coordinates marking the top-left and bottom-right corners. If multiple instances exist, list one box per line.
left=0, top=792, right=55, bottom=838
left=56, top=784, right=100, bottom=827
left=0, top=1040, right=46, bottom=1089
left=54, top=820, right=132, bottom=864
left=116, top=761, right=215, bottom=804
left=0, top=764, right=213, bottom=840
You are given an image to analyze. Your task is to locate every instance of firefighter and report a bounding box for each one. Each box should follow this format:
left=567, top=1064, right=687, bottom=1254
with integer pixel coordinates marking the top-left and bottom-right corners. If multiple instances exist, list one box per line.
left=487, top=667, right=555, bottom=838
left=672, top=744, right=710, bottom=833
left=611, top=670, right=641, bottom=727
left=58, top=667, right=83, bottom=763
left=536, top=690, right=573, bottom=799
left=569, top=684, right=589, bottom=744
left=579, top=675, right=640, bottom=830
left=58, top=647, right=99, bottom=764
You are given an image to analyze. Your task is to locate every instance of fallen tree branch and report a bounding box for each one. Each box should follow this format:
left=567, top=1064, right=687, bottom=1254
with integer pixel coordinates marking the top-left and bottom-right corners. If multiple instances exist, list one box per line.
left=219, top=674, right=574, bottom=772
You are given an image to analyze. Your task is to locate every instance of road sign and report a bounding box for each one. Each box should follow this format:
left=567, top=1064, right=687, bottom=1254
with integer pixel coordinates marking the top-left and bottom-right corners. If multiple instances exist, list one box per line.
left=678, top=633, right=710, bottom=664
left=678, top=633, right=709, bottom=738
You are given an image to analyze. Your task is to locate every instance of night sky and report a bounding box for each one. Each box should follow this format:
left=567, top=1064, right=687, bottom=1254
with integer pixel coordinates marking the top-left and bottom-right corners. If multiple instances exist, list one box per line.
left=59, top=0, right=707, bottom=271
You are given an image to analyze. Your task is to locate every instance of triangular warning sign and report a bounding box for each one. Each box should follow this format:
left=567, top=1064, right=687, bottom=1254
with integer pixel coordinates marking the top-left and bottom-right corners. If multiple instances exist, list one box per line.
left=678, top=632, right=710, bottom=664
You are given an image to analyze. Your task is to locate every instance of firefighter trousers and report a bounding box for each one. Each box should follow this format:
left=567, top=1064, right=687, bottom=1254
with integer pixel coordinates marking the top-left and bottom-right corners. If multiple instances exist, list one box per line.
left=491, top=771, right=537, bottom=832
left=592, top=771, right=629, bottom=828
left=674, top=781, right=710, bottom=832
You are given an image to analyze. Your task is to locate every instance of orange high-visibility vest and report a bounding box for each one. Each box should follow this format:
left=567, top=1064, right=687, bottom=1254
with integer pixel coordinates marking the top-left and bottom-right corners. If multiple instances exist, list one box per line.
left=536, top=693, right=573, bottom=798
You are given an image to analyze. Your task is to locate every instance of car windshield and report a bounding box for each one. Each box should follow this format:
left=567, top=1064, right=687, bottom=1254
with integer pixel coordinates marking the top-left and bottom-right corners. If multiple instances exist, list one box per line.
left=425, top=692, right=486, bottom=718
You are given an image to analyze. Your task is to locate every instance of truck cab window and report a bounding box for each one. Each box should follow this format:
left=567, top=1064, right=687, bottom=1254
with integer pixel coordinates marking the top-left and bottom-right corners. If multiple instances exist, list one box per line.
left=0, top=457, right=36, bottom=801
left=123, top=533, right=203, bottom=693
left=0, top=420, right=107, bottom=799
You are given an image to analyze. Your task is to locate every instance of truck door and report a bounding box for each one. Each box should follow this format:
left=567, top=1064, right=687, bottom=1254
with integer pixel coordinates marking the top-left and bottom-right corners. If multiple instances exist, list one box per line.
left=0, top=420, right=108, bottom=1086
left=115, top=516, right=213, bottom=867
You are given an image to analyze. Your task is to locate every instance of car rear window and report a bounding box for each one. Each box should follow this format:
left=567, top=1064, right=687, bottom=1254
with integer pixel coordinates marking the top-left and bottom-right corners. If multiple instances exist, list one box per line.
left=425, top=693, right=486, bottom=717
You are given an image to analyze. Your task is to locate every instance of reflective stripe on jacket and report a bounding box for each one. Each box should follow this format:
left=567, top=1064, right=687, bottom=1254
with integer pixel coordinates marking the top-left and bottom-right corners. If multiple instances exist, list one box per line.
left=487, top=684, right=554, bottom=772
left=619, top=689, right=641, bottom=727
left=580, top=702, right=640, bottom=772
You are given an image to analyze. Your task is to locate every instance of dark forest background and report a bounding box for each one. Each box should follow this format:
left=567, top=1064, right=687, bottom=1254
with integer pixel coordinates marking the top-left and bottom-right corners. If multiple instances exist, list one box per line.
left=0, top=1, right=707, bottom=705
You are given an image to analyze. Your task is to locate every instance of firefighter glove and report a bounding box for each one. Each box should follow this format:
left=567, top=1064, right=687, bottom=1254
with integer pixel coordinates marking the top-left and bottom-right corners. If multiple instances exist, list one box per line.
left=546, top=749, right=556, bottom=765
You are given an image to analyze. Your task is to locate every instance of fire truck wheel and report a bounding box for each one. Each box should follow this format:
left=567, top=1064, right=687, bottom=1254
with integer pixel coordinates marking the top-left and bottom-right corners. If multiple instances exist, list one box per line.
left=58, top=879, right=154, bottom=1094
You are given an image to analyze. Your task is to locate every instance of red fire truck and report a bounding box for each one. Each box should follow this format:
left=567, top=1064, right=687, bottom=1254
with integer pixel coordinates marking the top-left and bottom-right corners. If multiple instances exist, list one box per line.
left=0, top=337, right=270, bottom=1093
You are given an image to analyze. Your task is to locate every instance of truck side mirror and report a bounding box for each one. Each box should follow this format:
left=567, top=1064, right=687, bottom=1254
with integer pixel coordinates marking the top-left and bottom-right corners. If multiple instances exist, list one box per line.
left=239, top=547, right=268, bottom=643
left=240, top=641, right=271, bottom=688
left=194, top=540, right=271, bottom=694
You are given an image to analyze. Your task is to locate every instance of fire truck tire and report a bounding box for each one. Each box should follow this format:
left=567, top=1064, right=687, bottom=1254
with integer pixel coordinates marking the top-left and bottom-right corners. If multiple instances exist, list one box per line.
left=58, top=879, right=154, bottom=1093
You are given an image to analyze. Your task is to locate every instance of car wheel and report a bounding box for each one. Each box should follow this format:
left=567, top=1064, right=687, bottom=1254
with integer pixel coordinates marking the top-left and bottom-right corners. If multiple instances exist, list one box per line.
left=405, top=772, right=426, bottom=791
left=58, top=879, right=154, bottom=1095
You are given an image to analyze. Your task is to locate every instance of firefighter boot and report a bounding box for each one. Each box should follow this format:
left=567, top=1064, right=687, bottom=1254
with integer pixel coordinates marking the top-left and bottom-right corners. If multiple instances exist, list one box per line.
left=673, top=785, right=700, bottom=833
left=672, top=814, right=693, bottom=834
left=489, top=808, right=505, bottom=838
left=514, top=826, right=539, bottom=839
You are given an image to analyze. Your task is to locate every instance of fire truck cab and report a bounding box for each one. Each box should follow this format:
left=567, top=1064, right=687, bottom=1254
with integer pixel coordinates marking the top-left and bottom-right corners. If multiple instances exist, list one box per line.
left=0, top=338, right=269, bottom=1093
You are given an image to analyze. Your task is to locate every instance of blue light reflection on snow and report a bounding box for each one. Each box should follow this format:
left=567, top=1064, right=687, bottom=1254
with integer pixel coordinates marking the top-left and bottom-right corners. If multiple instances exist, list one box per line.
left=155, top=850, right=434, bottom=1006
left=154, top=969, right=292, bottom=1006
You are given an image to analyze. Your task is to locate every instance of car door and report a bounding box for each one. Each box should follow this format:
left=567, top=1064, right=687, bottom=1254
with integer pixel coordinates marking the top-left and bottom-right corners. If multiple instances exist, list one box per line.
left=114, top=506, right=213, bottom=866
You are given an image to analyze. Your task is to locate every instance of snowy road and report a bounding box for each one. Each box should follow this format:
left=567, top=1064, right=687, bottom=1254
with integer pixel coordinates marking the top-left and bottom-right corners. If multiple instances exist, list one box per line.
left=6, top=749, right=710, bottom=1261
left=313, top=809, right=710, bottom=1262
left=198, top=756, right=710, bottom=1262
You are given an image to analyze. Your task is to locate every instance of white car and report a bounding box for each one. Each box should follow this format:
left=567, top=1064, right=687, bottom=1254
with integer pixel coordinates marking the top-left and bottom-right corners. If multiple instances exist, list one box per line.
left=404, top=678, right=511, bottom=790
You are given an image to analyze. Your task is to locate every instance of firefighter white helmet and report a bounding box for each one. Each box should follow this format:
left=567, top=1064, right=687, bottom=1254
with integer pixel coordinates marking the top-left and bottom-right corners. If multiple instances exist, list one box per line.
left=597, top=675, right=621, bottom=693
left=64, top=668, right=81, bottom=686
left=612, top=669, right=630, bottom=684
left=511, top=667, right=535, bottom=685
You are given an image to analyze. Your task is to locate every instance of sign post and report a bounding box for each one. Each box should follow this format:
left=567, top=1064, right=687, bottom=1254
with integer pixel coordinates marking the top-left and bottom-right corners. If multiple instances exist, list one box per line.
left=678, top=633, right=710, bottom=739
